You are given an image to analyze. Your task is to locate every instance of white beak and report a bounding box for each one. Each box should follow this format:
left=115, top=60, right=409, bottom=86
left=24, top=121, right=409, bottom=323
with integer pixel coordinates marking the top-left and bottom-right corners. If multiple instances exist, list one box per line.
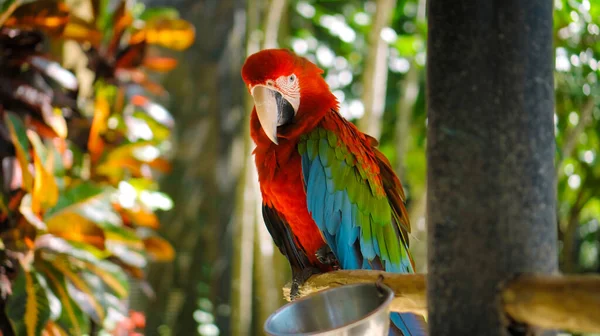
left=251, top=85, right=280, bottom=144
left=250, top=85, right=296, bottom=145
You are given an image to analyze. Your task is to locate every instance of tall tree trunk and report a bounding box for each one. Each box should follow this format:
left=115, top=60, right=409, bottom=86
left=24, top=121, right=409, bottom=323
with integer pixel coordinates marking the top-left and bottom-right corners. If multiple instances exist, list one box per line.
left=426, top=1, right=557, bottom=335
left=357, top=0, right=396, bottom=139
left=136, top=1, right=247, bottom=335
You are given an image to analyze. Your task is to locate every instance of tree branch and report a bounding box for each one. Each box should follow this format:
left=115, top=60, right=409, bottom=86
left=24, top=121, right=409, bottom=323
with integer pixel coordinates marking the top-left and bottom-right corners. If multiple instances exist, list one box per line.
left=283, top=270, right=600, bottom=334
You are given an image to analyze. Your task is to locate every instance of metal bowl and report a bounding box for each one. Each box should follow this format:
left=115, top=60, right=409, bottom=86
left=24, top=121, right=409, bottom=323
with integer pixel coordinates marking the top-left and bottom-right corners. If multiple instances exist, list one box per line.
left=264, top=283, right=394, bottom=336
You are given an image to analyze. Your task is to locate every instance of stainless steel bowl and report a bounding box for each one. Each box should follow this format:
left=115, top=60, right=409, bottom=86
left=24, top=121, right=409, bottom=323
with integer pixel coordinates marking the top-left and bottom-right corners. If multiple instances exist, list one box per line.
left=264, top=283, right=394, bottom=336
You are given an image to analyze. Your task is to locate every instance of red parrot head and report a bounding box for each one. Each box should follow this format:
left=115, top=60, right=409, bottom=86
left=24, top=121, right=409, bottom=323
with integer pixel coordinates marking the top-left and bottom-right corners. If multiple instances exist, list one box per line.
left=242, top=48, right=336, bottom=144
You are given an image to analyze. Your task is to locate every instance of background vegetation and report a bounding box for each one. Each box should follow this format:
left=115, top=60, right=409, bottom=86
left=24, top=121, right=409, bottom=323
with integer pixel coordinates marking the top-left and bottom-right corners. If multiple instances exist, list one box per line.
left=0, top=0, right=192, bottom=334
left=0, top=0, right=598, bottom=335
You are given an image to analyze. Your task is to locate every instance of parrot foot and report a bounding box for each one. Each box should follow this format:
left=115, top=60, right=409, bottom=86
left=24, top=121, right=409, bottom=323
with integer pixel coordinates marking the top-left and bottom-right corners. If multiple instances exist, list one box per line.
left=315, top=245, right=338, bottom=268
left=290, top=267, right=321, bottom=300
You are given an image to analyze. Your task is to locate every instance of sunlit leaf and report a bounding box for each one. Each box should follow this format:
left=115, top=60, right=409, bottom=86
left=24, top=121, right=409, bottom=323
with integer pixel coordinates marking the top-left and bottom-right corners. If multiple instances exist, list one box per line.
left=52, top=257, right=105, bottom=323
left=46, top=182, right=105, bottom=217
left=132, top=18, right=195, bottom=51
left=42, top=107, right=67, bottom=141
left=107, top=242, right=147, bottom=268
left=46, top=212, right=106, bottom=249
left=6, top=264, right=51, bottom=336
left=95, top=141, right=153, bottom=174
left=4, top=0, right=70, bottom=35
left=38, top=262, right=86, bottom=335
left=103, top=225, right=143, bottom=247
left=82, top=259, right=128, bottom=298
left=88, top=87, right=112, bottom=163
left=4, top=112, right=33, bottom=191
left=143, top=57, right=178, bottom=72
left=29, top=56, right=77, bottom=91
left=119, top=205, right=159, bottom=228
left=62, top=15, right=102, bottom=45
left=131, top=94, right=174, bottom=128
left=143, top=236, right=174, bottom=262
left=131, top=110, right=171, bottom=142
left=19, top=193, right=47, bottom=230
left=104, top=226, right=146, bottom=268
left=28, top=131, right=59, bottom=212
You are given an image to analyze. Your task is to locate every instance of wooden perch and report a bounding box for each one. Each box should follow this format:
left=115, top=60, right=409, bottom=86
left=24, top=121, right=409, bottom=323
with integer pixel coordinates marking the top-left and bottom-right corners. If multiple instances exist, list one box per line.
left=283, top=270, right=600, bottom=333
left=283, top=270, right=427, bottom=316
left=502, top=274, right=600, bottom=333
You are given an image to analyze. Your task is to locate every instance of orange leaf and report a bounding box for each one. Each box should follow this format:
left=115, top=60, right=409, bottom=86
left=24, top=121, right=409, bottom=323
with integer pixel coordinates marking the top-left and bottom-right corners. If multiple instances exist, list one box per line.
left=142, top=236, right=174, bottom=262
left=143, top=57, right=178, bottom=72
left=62, top=16, right=102, bottom=45
left=88, top=94, right=110, bottom=163
left=147, top=157, right=172, bottom=173
left=28, top=131, right=58, bottom=212
left=136, top=18, right=195, bottom=51
left=125, top=207, right=159, bottom=229
left=43, top=320, right=69, bottom=336
left=4, top=0, right=70, bottom=35
left=46, top=212, right=106, bottom=250
left=115, top=41, right=146, bottom=69
left=25, top=116, right=60, bottom=139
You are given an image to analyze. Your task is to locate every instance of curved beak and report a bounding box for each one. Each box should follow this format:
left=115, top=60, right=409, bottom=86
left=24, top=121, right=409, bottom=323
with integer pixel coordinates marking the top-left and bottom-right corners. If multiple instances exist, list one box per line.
left=251, top=85, right=296, bottom=145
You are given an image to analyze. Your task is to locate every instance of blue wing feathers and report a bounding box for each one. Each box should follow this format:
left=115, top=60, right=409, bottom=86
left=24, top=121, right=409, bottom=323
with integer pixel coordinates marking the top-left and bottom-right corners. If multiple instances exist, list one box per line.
left=390, top=313, right=427, bottom=336
left=300, top=128, right=426, bottom=336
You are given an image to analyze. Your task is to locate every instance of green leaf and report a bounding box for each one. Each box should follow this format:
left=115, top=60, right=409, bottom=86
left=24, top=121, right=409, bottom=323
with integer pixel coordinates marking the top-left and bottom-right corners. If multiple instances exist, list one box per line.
left=52, top=256, right=105, bottom=323
left=83, top=259, right=129, bottom=298
left=6, top=265, right=51, bottom=336
left=139, top=7, right=180, bottom=22
left=4, top=112, right=33, bottom=191
left=46, top=182, right=107, bottom=218
left=104, top=226, right=147, bottom=268
left=38, top=261, right=87, bottom=335
left=46, top=211, right=106, bottom=250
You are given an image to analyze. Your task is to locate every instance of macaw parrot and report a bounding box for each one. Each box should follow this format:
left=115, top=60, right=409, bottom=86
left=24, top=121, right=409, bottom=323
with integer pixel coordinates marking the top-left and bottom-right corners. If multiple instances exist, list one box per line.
left=241, top=49, right=426, bottom=336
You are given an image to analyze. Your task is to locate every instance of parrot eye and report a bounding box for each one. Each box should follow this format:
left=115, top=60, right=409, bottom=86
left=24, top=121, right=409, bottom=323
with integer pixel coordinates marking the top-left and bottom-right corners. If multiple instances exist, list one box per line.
left=289, top=74, right=296, bottom=82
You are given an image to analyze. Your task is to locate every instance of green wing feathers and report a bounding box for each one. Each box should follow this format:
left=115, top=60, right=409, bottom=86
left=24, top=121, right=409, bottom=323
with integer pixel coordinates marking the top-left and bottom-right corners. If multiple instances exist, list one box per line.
left=299, top=117, right=414, bottom=273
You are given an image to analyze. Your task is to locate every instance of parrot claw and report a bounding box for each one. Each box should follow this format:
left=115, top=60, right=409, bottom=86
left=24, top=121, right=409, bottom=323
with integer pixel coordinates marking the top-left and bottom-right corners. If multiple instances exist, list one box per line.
left=290, top=267, right=321, bottom=300
left=316, top=245, right=338, bottom=268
